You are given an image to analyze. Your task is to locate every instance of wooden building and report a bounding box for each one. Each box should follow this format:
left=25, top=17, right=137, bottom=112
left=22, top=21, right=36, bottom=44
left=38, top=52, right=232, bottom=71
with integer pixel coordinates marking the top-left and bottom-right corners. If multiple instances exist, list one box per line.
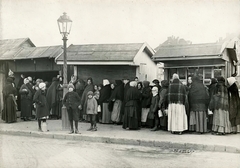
left=0, top=38, right=62, bottom=112
left=152, top=39, right=239, bottom=85
left=55, top=42, right=157, bottom=85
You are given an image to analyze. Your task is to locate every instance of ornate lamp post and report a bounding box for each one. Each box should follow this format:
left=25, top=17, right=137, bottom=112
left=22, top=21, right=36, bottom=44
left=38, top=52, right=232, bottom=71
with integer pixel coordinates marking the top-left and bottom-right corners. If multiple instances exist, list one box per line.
left=57, top=12, right=72, bottom=130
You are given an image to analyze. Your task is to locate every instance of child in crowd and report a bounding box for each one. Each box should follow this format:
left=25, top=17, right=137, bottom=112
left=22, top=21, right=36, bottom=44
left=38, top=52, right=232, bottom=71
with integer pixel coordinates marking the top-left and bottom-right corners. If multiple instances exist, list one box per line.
left=63, top=84, right=81, bottom=134
left=33, top=82, right=49, bottom=132
left=86, top=91, right=98, bottom=131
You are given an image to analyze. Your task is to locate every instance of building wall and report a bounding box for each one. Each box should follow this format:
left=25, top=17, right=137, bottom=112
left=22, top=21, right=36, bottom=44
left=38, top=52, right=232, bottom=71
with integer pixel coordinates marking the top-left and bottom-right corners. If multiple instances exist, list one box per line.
left=134, top=49, right=157, bottom=82
left=77, top=65, right=136, bottom=84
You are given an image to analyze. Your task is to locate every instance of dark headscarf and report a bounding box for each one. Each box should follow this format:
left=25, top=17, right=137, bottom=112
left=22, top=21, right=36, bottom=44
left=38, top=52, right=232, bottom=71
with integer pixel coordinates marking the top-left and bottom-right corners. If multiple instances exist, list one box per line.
left=189, top=75, right=209, bottom=109
left=109, top=80, right=124, bottom=101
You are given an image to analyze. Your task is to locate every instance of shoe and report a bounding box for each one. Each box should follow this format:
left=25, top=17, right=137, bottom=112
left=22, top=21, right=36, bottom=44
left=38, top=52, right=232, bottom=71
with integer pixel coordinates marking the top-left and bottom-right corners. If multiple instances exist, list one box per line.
left=75, top=130, right=79, bottom=134
left=38, top=128, right=43, bottom=132
left=92, top=127, right=97, bottom=131
left=87, top=127, right=93, bottom=131
left=151, top=126, right=157, bottom=131
left=69, top=130, right=74, bottom=134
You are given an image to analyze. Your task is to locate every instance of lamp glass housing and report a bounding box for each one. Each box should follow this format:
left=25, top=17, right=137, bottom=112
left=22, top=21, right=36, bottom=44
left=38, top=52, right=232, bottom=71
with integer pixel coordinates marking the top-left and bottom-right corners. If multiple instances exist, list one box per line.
left=57, top=12, right=72, bottom=38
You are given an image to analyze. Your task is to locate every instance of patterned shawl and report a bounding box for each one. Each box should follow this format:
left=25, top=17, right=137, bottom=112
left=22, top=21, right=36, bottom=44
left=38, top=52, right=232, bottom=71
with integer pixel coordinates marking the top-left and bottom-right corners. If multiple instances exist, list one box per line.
left=167, top=79, right=186, bottom=105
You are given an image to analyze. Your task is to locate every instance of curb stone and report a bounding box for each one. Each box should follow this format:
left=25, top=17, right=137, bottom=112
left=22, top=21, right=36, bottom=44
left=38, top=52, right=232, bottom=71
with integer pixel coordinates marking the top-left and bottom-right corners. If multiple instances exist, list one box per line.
left=0, top=130, right=239, bottom=154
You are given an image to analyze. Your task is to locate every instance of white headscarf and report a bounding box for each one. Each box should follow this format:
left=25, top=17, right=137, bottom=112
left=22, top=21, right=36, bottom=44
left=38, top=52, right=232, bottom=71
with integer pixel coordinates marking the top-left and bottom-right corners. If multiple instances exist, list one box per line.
left=152, top=86, right=158, bottom=96
left=130, top=81, right=137, bottom=87
left=103, top=79, right=110, bottom=86
left=227, top=77, right=236, bottom=87
left=23, top=78, right=29, bottom=84
left=39, top=82, right=46, bottom=89
left=172, top=73, right=179, bottom=80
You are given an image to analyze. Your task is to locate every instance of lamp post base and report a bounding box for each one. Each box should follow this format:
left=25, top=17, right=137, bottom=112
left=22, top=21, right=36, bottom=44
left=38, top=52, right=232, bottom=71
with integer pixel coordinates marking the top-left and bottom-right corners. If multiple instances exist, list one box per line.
left=62, top=105, right=70, bottom=130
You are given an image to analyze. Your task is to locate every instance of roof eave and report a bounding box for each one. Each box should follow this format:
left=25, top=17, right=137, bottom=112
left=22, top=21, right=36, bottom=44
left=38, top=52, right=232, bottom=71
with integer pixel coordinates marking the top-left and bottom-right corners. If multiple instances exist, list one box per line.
left=56, top=60, right=137, bottom=66
left=152, top=55, right=221, bottom=62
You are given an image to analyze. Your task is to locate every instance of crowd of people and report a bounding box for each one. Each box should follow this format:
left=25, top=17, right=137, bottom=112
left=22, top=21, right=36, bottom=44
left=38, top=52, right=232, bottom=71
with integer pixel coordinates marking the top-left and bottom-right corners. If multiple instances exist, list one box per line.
left=1, top=71, right=240, bottom=136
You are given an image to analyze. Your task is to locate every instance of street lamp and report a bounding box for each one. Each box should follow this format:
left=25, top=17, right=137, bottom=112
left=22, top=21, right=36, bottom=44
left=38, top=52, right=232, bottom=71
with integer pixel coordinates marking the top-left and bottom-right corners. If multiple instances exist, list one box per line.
left=57, top=12, right=72, bottom=130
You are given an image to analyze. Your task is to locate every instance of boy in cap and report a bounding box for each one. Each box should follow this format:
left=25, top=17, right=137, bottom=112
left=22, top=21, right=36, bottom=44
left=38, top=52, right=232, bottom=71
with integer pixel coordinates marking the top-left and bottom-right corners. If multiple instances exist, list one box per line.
left=63, top=84, right=81, bottom=134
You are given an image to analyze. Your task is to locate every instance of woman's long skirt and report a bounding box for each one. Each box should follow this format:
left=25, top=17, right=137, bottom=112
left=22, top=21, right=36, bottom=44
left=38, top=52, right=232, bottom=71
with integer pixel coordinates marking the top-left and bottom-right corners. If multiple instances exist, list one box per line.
left=102, top=103, right=112, bottom=124
left=20, top=98, right=32, bottom=118
left=111, top=100, right=122, bottom=123
left=141, top=108, right=149, bottom=122
left=168, top=103, right=188, bottom=132
left=2, top=96, right=17, bottom=123
left=212, top=109, right=231, bottom=133
left=122, top=105, right=139, bottom=130
left=189, top=111, right=207, bottom=133
left=160, top=114, right=168, bottom=130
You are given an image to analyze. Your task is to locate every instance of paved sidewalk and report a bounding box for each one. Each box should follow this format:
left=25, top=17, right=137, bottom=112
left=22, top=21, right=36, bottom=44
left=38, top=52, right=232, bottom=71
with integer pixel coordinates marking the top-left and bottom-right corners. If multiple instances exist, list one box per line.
left=0, top=118, right=240, bottom=153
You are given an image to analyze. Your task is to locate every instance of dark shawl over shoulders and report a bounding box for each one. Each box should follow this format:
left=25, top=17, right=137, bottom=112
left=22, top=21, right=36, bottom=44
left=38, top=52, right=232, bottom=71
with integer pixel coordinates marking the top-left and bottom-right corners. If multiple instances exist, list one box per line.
left=81, top=84, right=94, bottom=106
left=46, top=80, right=59, bottom=110
left=228, top=83, right=240, bottom=124
left=189, top=77, right=209, bottom=111
left=209, top=81, right=229, bottom=111
left=110, top=80, right=124, bottom=101
left=99, top=84, right=111, bottom=104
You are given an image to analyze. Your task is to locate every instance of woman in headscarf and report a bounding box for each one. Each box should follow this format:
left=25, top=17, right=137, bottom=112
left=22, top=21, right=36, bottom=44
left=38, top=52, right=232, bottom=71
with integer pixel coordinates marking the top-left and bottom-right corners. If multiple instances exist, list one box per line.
left=167, top=73, right=188, bottom=134
left=80, top=77, right=94, bottom=121
left=137, top=82, right=143, bottom=93
left=19, top=78, right=34, bottom=121
left=110, top=80, right=124, bottom=124
left=122, top=81, right=141, bottom=130
left=2, top=77, right=17, bottom=123
left=207, top=78, right=218, bottom=131
left=46, top=77, right=60, bottom=119
left=209, top=76, right=231, bottom=135
left=147, top=86, right=159, bottom=130
left=158, top=80, right=169, bottom=131
left=188, top=75, right=209, bottom=134
left=227, top=76, right=240, bottom=134
left=98, top=79, right=112, bottom=124
left=33, top=82, right=50, bottom=131
left=141, top=81, right=152, bottom=127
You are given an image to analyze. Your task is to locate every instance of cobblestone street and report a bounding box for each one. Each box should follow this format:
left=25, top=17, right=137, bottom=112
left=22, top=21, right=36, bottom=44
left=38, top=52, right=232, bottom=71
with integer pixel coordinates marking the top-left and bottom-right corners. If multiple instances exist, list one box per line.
left=1, top=135, right=240, bottom=168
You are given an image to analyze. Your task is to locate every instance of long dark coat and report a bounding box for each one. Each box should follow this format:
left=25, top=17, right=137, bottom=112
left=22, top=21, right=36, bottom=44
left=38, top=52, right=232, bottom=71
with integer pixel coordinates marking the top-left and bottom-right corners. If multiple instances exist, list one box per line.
left=19, top=83, right=34, bottom=118
left=228, top=83, right=240, bottom=126
left=141, top=81, right=152, bottom=108
left=33, top=89, right=49, bottom=119
left=2, top=79, right=17, bottom=123
left=63, top=91, right=81, bottom=121
left=122, top=86, right=141, bottom=130
left=81, top=84, right=94, bottom=115
left=46, top=78, right=60, bottom=116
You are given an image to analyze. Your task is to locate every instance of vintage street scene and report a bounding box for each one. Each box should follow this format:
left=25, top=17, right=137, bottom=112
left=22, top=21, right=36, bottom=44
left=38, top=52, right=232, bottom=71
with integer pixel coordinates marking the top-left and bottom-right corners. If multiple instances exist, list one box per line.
left=0, top=0, right=240, bottom=168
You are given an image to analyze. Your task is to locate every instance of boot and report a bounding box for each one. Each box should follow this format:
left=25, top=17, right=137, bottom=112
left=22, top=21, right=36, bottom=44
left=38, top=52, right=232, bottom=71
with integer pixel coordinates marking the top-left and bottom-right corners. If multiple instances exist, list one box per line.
left=38, top=119, right=43, bottom=132
left=75, top=121, right=79, bottom=134
left=151, top=118, right=159, bottom=131
left=69, top=120, right=74, bottom=134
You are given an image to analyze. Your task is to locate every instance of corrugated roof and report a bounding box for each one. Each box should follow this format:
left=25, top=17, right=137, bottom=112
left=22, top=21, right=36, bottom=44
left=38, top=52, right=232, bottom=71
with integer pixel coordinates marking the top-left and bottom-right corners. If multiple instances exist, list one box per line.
left=153, top=43, right=223, bottom=58
left=0, top=46, right=62, bottom=60
left=56, top=43, right=144, bottom=61
left=0, top=38, right=35, bottom=49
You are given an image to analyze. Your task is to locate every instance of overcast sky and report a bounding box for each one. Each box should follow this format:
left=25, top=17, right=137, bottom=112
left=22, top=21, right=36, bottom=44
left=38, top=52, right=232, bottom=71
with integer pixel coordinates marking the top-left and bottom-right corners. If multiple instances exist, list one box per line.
left=0, top=0, right=239, bottom=49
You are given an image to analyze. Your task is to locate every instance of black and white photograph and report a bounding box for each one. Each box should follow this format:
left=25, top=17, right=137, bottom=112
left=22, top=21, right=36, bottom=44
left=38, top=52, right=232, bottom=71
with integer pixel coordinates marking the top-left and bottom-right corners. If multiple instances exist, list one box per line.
left=0, top=0, right=240, bottom=167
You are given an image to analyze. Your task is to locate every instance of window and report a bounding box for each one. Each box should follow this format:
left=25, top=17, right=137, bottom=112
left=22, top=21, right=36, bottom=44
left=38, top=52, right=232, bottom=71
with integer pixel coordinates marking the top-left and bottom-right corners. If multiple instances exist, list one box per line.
left=204, top=68, right=212, bottom=85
